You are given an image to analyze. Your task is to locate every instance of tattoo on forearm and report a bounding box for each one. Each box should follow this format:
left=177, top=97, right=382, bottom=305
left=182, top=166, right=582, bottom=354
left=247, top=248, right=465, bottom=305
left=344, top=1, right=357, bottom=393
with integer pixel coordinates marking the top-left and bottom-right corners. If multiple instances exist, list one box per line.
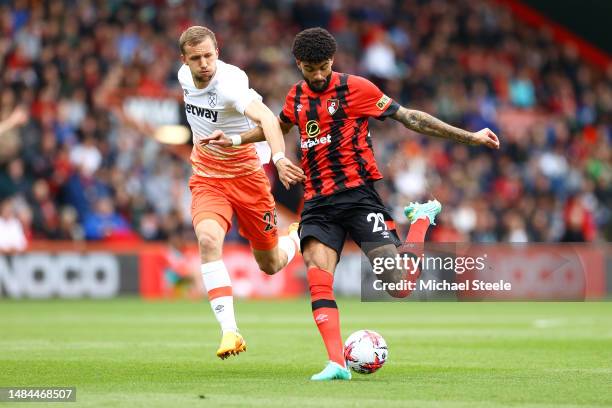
left=393, top=108, right=477, bottom=145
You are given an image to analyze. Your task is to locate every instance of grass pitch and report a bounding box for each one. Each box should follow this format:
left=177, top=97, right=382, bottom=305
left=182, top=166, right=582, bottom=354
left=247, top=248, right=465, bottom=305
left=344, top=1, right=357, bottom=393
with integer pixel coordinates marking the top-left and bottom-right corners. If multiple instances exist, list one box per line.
left=1, top=298, right=611, bottom=407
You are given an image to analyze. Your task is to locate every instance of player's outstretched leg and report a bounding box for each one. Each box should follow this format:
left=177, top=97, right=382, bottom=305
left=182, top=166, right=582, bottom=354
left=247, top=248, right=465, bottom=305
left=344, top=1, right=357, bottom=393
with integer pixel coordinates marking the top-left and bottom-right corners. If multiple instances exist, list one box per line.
left=400, top=199, right=442, bottom=292
left=195, top=218, right=246, bottom=360
left=365, top=200, right=441, bottom=298
left=253, top=222, right=300, bottom=275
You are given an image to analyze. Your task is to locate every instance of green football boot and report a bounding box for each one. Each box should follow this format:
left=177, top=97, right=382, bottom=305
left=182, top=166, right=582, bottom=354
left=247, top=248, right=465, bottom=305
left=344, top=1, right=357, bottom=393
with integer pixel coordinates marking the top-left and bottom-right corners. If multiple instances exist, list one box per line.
left=310, top=361, right=352, bottom=381
left=404, top=199, right=442, bottom=225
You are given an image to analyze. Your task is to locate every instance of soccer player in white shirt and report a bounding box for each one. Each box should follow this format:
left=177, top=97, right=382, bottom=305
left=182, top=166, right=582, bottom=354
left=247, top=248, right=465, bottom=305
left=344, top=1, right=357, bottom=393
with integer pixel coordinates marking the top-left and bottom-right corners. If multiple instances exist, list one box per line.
left=178, top=26, right=304, bottom=359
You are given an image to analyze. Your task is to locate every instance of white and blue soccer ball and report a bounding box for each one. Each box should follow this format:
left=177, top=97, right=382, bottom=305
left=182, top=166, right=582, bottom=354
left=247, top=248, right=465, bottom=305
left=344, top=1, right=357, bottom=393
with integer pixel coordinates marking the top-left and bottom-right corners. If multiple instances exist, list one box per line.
left=344, top=330, right=388, bottom=374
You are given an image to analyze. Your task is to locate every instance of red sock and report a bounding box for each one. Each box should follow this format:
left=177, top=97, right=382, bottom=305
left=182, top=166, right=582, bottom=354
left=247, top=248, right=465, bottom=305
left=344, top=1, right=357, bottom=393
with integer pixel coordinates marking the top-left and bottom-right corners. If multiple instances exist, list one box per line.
left=405, top=217, right=430, bottom=243
left=399, top=218, right=432, bottom=295
left=307, top=267, right=345, bottom=367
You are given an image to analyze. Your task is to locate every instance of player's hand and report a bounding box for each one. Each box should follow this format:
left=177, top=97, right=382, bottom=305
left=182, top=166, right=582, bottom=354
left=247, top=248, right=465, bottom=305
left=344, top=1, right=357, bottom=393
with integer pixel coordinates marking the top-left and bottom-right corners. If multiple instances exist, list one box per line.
left=201, top=130, right=232, bottom=147
left=472, top=128, right=500, bottom=149
left=275, top=157, right=306, bottom=189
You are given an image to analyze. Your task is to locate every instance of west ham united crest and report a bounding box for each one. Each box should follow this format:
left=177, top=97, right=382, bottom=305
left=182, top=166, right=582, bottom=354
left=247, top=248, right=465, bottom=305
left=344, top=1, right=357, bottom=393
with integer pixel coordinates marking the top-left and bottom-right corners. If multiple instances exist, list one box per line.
left=327, top=99, right=339, bottom=115
left=208, top=92, right=217, bottom=107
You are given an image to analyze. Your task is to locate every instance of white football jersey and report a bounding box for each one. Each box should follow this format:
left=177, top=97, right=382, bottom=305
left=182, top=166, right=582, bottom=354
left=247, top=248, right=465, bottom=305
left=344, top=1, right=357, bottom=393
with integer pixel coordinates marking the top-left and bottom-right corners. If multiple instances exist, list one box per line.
left=178, top=60, right=271, bottom=177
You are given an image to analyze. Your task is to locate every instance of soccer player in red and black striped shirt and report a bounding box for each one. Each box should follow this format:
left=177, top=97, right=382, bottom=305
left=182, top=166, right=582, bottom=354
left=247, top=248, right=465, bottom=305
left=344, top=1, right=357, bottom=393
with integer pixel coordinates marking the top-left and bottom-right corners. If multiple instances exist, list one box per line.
left=204, top=28, right=499, bottom=381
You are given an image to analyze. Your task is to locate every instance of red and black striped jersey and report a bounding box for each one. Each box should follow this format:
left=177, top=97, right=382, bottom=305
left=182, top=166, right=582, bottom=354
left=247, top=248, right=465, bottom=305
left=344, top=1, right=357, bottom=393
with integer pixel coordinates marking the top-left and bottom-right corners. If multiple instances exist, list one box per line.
left=280, top=72, right=399, bottom=201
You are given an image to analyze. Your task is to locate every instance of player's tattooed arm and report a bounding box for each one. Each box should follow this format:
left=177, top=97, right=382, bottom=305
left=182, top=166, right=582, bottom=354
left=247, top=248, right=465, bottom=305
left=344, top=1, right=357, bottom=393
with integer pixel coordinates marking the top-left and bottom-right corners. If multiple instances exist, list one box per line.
left=391, top=106, right=500, bottom=149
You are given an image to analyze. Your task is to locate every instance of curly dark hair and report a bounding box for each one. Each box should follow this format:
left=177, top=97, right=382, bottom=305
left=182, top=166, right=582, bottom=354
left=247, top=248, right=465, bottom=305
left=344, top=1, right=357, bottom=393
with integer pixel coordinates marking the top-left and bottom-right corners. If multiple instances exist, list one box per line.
left=291, top=27, right=337, bottom=63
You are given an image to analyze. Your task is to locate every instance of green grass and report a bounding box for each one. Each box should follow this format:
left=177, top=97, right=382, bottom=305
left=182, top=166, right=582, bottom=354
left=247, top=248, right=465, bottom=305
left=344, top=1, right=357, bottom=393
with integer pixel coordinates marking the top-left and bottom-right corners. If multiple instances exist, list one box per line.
left=1, top=299, right=611, bottom=407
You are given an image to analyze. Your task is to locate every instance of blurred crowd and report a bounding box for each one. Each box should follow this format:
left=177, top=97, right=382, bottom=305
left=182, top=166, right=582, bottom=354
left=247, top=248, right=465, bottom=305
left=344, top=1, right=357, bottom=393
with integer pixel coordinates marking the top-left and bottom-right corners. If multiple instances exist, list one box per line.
left=0, top=0, right=610, bottom=250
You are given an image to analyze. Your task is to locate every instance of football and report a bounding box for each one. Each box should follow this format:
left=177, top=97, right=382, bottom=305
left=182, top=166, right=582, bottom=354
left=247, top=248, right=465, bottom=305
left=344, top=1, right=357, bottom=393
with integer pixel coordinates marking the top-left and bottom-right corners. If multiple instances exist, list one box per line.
left=344, top=330, right=388, bottom=374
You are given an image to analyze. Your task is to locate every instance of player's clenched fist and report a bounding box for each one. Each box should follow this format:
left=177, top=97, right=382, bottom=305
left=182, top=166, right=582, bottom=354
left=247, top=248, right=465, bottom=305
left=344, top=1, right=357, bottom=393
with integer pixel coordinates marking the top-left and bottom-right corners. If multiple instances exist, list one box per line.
left=472, top=128, right=500, bottom=149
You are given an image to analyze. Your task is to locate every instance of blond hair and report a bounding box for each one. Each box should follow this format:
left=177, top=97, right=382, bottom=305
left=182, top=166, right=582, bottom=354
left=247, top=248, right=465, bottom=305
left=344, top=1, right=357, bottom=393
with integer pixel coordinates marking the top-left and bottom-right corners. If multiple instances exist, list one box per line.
left=179, top=26, right=217, bottom=54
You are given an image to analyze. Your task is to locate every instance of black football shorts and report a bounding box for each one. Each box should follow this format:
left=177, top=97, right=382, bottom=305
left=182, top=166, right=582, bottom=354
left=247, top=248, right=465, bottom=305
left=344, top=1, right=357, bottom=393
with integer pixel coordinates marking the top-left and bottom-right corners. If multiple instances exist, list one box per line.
left=298, top=182, right=402, bottom=258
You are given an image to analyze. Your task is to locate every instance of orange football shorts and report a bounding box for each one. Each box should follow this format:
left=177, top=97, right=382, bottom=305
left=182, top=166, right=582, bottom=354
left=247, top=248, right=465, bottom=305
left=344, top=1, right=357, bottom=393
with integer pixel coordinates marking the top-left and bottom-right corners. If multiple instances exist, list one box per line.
left=189, top=168, right=278, bottom=251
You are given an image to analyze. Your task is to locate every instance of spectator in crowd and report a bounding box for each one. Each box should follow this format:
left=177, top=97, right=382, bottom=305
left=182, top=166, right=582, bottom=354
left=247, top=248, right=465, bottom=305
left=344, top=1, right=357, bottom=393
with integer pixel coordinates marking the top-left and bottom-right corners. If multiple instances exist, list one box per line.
left=0, top=106, right=27, bottom=135
left=29, top=178, right=58, bottom=238
left=56, top=206, right=84, bottom=241
left=0, top=157, right=30, bottom=199
left=82, top=196, right=135, bottom=241
left=0, top=0, right=609, bottom=244
left=0, top=196, right=27, bottom=252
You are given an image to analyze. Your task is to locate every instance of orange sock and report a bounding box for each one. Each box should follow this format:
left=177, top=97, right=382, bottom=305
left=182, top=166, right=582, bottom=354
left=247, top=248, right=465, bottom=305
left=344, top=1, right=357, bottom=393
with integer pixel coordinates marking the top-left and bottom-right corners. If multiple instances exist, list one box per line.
left=307, top=267, right=345, bottom=367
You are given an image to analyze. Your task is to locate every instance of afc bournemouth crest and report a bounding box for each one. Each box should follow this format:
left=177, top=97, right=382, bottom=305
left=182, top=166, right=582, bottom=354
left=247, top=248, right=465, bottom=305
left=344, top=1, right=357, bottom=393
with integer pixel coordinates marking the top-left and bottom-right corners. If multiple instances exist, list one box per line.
left=208, top=92, right=217, bottom=107
left=327, top=99, right=339, bottom=115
